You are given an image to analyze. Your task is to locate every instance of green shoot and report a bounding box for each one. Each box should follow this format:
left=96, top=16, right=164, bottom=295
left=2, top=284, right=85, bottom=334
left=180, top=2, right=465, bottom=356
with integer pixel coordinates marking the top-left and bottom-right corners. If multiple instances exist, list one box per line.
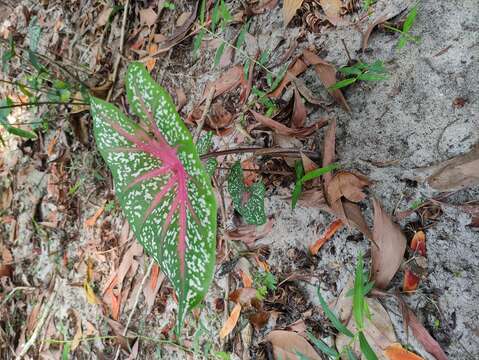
left=331, top=60, right=388, bottom=90
left=317, top=289, right=354, bottom=337
left=306, top=331, right=340, bottom=358
left=254, top=271, right=277, bottom=300
left=291, top=163, right=340, bottom=209
left=384, top=5, right=420, bottom=49
left=162, top=1, right=175, bottom=10
left=363, top=0, right=377, bottom=11
left=0, top=98, right=37, bottom=140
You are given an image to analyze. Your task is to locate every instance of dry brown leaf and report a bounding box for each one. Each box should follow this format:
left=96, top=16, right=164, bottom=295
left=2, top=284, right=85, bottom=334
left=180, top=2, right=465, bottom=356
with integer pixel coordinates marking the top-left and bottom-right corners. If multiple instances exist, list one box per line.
left=292, top=88, right=307, bottom=128
left=70, top=309, right=83, bottom=351
left=175, top=87, right=187, bottom=111
left=283, top=0, right=305, bottom=27
left=372, top=198, right=407, bottom=289
left=96, top=6, right=113, bottom=28
left=219, top=303, right=242, bottom=338
left=362, top=15, right=389, bottom=51
left=241, top=159, right=260, bottom=186
left=327, top=171, right=369, bottom=203
left=342, top=200, right=373, bottom=239
left=266, top=330, right=321, bottom=360
left=139, top=7, right=158, bottom=27
left=427, top=146, right=479, bottom=191
left=229, top=288, right=258, bottom=307
left=302, top=49, right=351, bottom=112
left=384, top=343, right=425, bottom=360
left=293, top=77, right=326, bottom=105
left=250, top=110, right=327, bottom=139
left=201, top=65, right=243, bottom=103
left=320, top=0, right=343, bottom=26
left=269, top=59, right=308, bottom=98
left=402, top=305, right=448, bottom=360
left=225, top=218, right=275, bottom=244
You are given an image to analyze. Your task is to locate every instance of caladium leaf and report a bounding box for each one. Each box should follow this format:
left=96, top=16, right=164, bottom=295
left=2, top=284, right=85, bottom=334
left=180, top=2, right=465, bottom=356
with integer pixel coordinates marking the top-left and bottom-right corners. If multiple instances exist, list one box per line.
left=90, top=62, right=217, bottom=327
left=228, top=161, right=266, bottom=225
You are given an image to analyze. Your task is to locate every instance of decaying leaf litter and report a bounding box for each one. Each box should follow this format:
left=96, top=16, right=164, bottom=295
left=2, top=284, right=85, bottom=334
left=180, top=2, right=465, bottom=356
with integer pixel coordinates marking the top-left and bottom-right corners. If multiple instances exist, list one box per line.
left=0, top=0, right=478, bottom=359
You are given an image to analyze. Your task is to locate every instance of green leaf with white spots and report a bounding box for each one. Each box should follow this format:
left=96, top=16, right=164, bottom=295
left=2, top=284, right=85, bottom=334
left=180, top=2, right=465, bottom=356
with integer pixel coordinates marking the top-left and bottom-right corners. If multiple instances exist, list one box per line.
left=90, top=62, right=217, bottom=328
left=227, top=161, right=266, bottom=225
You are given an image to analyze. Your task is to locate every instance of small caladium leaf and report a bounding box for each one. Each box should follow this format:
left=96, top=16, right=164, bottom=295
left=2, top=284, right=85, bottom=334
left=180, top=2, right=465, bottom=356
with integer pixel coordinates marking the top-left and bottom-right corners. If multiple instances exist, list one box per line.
left=90, top=62, right=217, bottom=327
left=228, top=161, right=266, bottom=225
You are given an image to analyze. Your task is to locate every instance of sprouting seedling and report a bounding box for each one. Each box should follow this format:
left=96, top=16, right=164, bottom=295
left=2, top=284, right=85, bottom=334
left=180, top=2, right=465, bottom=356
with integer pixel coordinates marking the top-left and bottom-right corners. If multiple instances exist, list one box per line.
left=291, top=163, right=340, bottom=209
left=363, top=0, right=377, bottom=11
left=90, top=62, right=217, bottom=329
left=330, top=60, right=388, bottom=90
left=384, top=5, right=420, bottom=49
left=310, top=255, right=378, bottom=360
left=227, top=161, right=266, bottom=225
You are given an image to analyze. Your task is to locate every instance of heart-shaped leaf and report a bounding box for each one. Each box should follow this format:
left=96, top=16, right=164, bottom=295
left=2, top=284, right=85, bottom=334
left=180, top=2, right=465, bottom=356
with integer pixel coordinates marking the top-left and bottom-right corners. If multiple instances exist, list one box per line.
left=90, top=62, right=217, bottom=326
left=228, top=161, right=266, bottom=225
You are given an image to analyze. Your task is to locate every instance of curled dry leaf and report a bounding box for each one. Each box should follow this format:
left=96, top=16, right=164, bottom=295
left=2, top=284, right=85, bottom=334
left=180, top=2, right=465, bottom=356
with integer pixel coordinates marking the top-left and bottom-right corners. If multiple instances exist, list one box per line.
left=384, top=343, right=425, bottom=360
left=139, top=7, right=158, bottom=27
left=188, top=102, right=234, bottom=136
left=219, top=303, right=242, bottom=338
left=266, top=330, right=322, bottom=360
left=250, top=110, right=327, bottom=139
left=327, top=171, right=369, bottom=203
left=342, top=200, right=373, bottom=239
left=269, top=58, right=308, bottom=98
left=427, top=146, right=479, bottom=191
left=293, top=77, right=326, bottom=105
left=283, top=0, right=305, bottom=27
left=201, top=65, right=244, bottom=103
left=372, top=198, right=407, bottom=289
left=175, top=87, right=187, bottom=111
left=292, top=88, right=307, bottom=128
left=362, top=15, right=389, bottom=51
left=403, top=231, right=427, bottom=292
left=229, top=288, right=259, bottom=307
left=225, top=217, right=275, bottom=244
left=302, top=49, right=351, bottom=112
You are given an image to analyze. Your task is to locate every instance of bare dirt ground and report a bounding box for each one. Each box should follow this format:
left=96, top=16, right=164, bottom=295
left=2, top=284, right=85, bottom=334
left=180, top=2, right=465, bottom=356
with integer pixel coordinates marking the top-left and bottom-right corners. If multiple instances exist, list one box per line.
left=0, top=0, right=478, bottom=359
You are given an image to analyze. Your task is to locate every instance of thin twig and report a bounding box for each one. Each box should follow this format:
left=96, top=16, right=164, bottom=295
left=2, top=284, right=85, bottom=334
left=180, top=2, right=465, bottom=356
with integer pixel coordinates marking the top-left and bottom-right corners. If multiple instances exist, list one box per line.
left=194, top=86, right=215, bottom=142
left=16, top=282, right=57, bottom=358
left=107, top=0, right=130, bottom=102
left=0, top=101, right=87, bottom=110
left=113, top=258, right=155, bottom=360
left=0, top=79, right=85, bottom=103
left=200, top=147, right=321, bottom=161
left=341, top=39, right=353, bottom=63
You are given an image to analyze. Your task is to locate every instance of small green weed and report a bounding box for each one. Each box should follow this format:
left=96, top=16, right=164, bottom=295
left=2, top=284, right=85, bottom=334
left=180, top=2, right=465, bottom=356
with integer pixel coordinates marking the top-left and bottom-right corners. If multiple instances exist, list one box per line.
left=162, top=1, right=175, bottom=10
left=254, top=271, right=277, bottom=300
left=309, top=254, right=378, bottom=360
left=384, top=5, right=420, bottom=49
left=330, top=60, right=388, bottom=90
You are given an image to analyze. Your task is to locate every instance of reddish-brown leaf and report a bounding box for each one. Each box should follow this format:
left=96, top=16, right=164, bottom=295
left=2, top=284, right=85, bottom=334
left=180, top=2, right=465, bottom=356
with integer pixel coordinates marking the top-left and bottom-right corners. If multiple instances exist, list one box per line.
left=269, top=59, right=308, bottom=98
left=410, top=230, right=426, bottom=256
left=249, top=310, right=270, bottom=330
left=266, top=330, right=321, bottom=360
left=326, top=171, right=369, bottom=203
left=302, top=49, right=351, bottom=112
left=225, top=218, right=274, bottom=244
left=229, top=288, right=258, bottom=307
left=249, top=110, right=327, bottom=139
left=402, top=269, right=420, bottom=292
left=372, top=198, right=407, bottom=289
left=201, top=65, right=244, bottom=103
left=292, top=88, right=307, bottom=128
left=342, top=200, right=373, bottom=239
left=403, top=305, right=448, bottom=360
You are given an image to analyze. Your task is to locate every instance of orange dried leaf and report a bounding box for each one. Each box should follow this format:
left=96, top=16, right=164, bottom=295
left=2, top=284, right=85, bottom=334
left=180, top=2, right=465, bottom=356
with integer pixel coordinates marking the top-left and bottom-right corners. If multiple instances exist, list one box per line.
left=85, top=203, right=105, bottom=227
left=310, top=219, right=343, bottom=255
left=239, top=269, right=253, bottom=288
left=402, top=269, right=420, bottom=292
left=219, top=303, right=242, bottom=338
left=410, top=231, right=426, bottom=256
left=384, top=343, right=425, bottom=360
left=145, top=44, right=158, bottom=72
left=269, top=59, right=308, bottom=98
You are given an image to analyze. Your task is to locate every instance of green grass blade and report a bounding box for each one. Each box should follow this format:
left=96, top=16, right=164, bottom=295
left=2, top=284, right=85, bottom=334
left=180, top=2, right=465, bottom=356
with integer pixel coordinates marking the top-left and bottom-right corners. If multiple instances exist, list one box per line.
left=358, top=332, right=378, bottom=360
left=403, top=6, right=418, bottom=33
left=301, top=163, right=340, bottom=182
left=306, top=331, right=340, bottom=358
left=329, top=78, right=357, bottom=90
left=317, top=289, right=354, bottom=338
left=346, top=346, right=359, bottom=360
left=353, top=254, right=365, bottom=330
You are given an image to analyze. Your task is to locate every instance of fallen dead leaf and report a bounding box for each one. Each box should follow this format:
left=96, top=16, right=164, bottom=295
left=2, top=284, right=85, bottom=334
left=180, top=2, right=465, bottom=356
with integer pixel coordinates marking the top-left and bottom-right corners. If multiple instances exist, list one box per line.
left=96, top=6, right=113, bottom=29
left=400, top=300, right=448, bottom=360
left=225, top=218, right=275, bottom=244
left=143, top=264, right=165, bottom=313
left=342, top=200, right=373, bottom=239
left=140, top=7, right=158, bottom=27
left=362, top=15, right=389, bottom=51
left=327, top=171, right=369, bottom=203
left=241, top=159, right=260, bottom=186
left=384, top=343, right=424, bottom=360
left=175, top=87, right=187, bottom=111
left=239, top=269, right=253, bottom=288
left=145, top=43, right=158, bottom=72
left=427, top=146, right=479, bottom=191
left=320, top=0, right=343, bottom=26
left=292, top=88, right=307, bottom=128
left=283, top=0, right=305, bottom=27
left=372, top=198, right=407, bottom=289
left=302, top=49, right=351, bottom=112
left=201, top=65, right=244, bottom=103
left=219, top=303, right=242, bottom=338
left=266, top=330, right=321, bottom=360
left=229, top=288, right=259, bottom=307
left=250, top=110, right=327, bottom=138
left=293, top=77, right=326, bottom=105
left=269, top=58, right=308, bottom=98
left=69, top=309, right=83, bottom=351
left=309, top=219, right=343, bottom=255
left=403, top=231, right=427, bottom=292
